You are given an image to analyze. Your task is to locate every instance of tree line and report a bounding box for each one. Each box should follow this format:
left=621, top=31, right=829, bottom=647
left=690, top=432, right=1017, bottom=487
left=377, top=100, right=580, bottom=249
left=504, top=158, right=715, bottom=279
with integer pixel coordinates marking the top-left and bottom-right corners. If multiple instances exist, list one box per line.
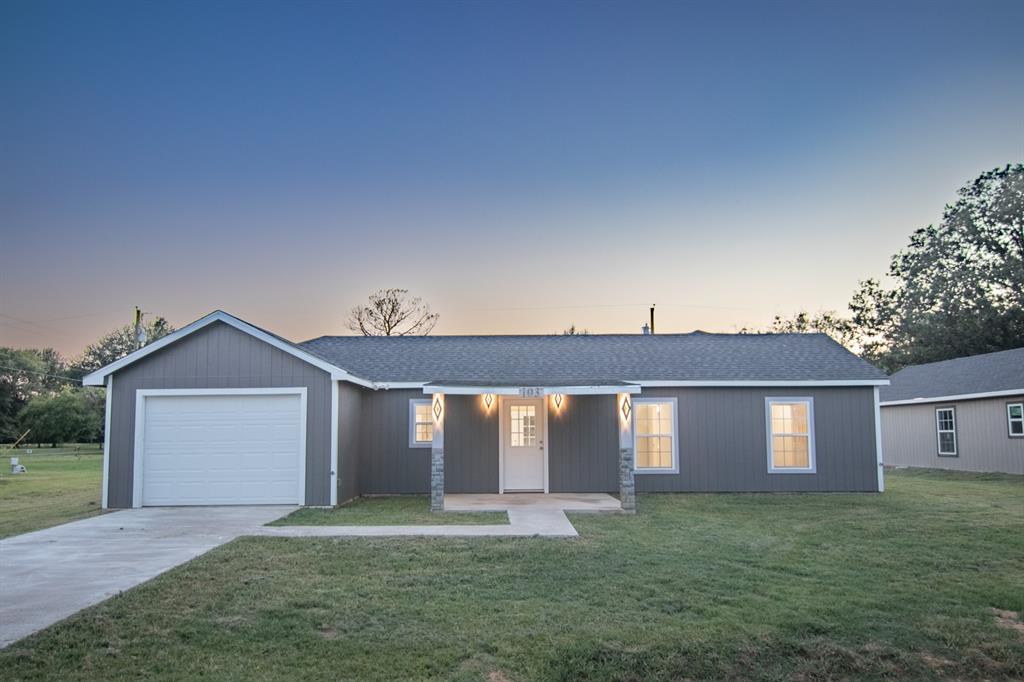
left=2, top=164, right=1019, bottom=443
left=0, top=317, right=174, bottom=446
left=744, top=164, right=1022, bottom=373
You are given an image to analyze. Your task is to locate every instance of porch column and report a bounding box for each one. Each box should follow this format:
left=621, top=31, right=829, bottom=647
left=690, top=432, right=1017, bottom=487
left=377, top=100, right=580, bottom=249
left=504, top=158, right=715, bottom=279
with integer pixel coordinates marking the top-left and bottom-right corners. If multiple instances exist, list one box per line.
left=430, top=393, right=445, bottom=511
left=617, top=392, right=636, bottom=512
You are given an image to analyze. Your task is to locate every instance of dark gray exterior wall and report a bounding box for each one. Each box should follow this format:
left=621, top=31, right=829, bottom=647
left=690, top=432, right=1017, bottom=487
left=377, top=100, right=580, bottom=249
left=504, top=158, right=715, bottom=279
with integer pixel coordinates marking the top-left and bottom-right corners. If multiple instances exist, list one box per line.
left=355, top=391, right=499, bottom=494
left=106, top=321, right=333, bottom=508
left=349, top=386, right=879, bottom=495
left=357, top=389, right=431, bottom=494
left=444, top=395, right=499, bottom=493
left=549, top=395, right=619, bottom=492
left=635, top=387, right=879, bottom=492
left=337, top=382, right=365, bottom=503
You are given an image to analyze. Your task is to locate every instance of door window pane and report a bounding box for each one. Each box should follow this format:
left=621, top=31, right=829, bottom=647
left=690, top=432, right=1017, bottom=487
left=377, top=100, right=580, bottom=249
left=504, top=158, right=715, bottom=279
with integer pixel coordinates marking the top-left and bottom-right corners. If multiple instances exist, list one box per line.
left=510, top=405, right=537, bottom=447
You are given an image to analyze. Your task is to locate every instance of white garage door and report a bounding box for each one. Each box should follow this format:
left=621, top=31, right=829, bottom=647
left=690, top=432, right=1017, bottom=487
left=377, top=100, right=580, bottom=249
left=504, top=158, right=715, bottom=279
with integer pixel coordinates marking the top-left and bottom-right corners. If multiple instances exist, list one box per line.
left=139, top=392, right=304, bottom=506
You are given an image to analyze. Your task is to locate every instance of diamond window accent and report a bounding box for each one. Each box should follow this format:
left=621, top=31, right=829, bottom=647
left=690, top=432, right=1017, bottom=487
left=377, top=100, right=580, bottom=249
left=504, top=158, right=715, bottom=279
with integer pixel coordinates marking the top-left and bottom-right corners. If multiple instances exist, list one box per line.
left=621, top=395, right=632, bottom=421
left=433, top=396, right=443, bottom=421
left=483, top=393, right=494, bottom=410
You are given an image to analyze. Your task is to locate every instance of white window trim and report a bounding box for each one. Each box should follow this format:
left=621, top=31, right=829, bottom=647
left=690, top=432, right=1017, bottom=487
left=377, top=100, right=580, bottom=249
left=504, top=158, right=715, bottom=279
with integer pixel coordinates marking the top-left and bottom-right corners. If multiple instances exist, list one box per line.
left=131, top=387, right=307, bottom=508
left=409, top=399, right=433, bottom=448
left=1007, top=402, right=1024, bottom=438
left=935, top=407, right=957, bottom=456
left=765, top=397, right=817, bottom=474
left=632, top=397, right=679, bottom=474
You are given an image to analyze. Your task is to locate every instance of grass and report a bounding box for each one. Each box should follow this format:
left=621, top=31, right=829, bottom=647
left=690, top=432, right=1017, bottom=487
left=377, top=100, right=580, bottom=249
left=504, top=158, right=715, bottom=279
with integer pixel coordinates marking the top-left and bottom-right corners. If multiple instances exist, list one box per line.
left=2, top=470, right=1022, bottom=680
left=270, top=496, right=509, bottom=526
left=0, top=444, right=103, bottom=539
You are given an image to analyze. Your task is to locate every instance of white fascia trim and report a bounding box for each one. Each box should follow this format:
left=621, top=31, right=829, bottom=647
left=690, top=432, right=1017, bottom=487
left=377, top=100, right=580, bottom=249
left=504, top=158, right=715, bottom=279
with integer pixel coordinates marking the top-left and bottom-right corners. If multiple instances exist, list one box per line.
left=330, top=380, right=339, bottom=506
left=81, top=310, right=375, bottom=388
left=873, top=386, right=884, bottom=492
left=422, top=384, right=641, bottom=395
left=131, top=387, right=308, bottom=508
left=636, top=379, right=890, bottom=387
left=101, top=374, right=112, bottom=509
left=880, top=388, right=1024, bottom=406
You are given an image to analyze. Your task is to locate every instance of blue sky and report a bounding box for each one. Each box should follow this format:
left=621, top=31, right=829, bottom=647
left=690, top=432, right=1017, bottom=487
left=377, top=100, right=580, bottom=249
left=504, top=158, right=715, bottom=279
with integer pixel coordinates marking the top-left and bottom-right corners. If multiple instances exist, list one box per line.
left=2, top=0, right=1022, bottom=355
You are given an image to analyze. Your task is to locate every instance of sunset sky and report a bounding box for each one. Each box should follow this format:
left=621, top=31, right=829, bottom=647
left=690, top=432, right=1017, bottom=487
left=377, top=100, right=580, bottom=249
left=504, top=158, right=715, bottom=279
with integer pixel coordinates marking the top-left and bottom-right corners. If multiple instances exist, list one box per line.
left=2, top=0, right=1022, bottom=358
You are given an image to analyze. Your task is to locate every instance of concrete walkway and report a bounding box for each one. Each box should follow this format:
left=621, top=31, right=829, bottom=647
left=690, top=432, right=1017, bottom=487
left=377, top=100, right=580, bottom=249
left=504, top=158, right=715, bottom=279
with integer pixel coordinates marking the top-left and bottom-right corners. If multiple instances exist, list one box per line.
left=0, top=506, right=294, bottom=648
left=0, top=498, right=600, bottom=649
left=258, top=508, right=578, bottom=538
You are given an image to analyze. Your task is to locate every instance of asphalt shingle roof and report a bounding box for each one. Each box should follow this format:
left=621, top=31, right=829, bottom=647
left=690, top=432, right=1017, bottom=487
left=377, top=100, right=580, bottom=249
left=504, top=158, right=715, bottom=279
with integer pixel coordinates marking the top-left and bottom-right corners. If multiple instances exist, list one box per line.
left=299, top=332, right=887, bottom=385
left=879, top=347, right=1024, bottom=402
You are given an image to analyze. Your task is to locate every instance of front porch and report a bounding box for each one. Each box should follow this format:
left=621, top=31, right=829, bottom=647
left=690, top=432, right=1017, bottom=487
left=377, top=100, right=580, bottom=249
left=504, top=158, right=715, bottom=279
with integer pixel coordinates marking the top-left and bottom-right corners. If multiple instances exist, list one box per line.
left=426, top=386, right=639, bottom=512
left=445, top=492, right=623, bottom=512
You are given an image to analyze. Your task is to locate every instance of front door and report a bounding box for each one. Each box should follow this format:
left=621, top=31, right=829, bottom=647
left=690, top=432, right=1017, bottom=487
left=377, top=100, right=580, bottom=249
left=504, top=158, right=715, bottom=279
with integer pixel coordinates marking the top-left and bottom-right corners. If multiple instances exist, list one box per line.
left=502, top=398, right=545, bottom=491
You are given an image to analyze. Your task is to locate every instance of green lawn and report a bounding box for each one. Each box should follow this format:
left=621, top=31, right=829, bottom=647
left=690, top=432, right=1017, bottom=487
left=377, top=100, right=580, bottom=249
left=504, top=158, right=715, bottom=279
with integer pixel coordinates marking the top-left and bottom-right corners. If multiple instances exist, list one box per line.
left=0, top=445, right=103, bottom=539
left=2, top=470, right=1022, bottom=680
left=271, top=496, right=508, bottom=526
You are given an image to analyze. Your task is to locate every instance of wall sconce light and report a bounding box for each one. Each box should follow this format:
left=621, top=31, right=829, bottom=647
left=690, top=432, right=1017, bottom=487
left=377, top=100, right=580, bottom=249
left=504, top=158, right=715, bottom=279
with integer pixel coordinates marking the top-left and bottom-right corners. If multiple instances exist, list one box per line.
left=433, top=395, right=443, bottom=422
left=620, top=395, right=632, bottom=422
left=482, top=393, right=494, bottom=411
left=552, top=393, right=564, bottom=410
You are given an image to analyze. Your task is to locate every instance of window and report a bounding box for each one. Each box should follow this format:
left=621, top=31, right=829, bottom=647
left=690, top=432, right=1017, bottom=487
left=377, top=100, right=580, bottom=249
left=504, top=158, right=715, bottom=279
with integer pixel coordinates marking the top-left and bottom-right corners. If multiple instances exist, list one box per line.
left=766, top=398, right=816, bottom=473
left=1007, top=403, right=1023, bottom=438
left=935, top=407, right=957, bottom=456
left=510, top=404, right=537, bottom=447
left=633, top=398, right=678, bottom=473
left=409, top=399, right=433, bottom=447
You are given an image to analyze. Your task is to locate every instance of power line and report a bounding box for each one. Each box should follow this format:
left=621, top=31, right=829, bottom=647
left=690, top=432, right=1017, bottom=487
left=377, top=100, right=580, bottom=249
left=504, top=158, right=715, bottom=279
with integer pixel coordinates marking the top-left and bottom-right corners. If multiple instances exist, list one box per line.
left=0, top=364, right=83, bottom=384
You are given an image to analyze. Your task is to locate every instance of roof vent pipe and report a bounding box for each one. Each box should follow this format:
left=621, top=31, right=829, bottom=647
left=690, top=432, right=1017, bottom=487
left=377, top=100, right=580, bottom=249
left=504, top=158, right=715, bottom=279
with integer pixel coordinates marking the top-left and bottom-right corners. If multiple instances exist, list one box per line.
left=641, top=323, right=650, bottom=335
left=650, top=304, right=655, bottom=334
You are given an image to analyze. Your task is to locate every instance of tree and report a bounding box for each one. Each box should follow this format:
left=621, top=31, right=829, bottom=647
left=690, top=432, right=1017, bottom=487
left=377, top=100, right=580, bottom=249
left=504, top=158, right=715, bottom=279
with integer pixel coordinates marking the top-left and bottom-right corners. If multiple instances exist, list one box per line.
left=347, top=289, right=439, bottom=336
left=767, top=311, right=857, bottom=349
left=69, top=316, right=175, bottom=377
left=561, top=324, right=589, bottom=335
left=18, top=388, right=103, bottom=447
left=738, top=311, right=860, bottom=354
left=0, top=348, right=47, bottom=441
left=851, top=164, right=1024, bottom=372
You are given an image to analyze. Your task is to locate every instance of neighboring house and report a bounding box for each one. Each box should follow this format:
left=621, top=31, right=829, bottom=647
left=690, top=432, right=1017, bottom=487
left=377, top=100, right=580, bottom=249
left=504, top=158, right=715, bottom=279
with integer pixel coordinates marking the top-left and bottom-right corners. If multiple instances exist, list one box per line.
left=82, top=310, right=889, bottom=510
left=879, top=348, right=1024, bottom=475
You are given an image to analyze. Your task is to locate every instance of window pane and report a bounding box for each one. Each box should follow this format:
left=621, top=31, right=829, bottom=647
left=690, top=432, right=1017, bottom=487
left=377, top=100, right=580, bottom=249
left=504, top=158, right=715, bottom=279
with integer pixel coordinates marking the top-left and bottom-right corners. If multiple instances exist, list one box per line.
left=771, top=401, right=808, bottom=434
left=772, top=435, right=809, bottom=468
left=1011, top=421, right=1023, bottom=435
left=415, top=403, right=432, bottom=421
left=939, top=432, right=955, bottom=453
left=1009, top=404, right=1023, bottom=419
left=415, top=423, right=433, bottom=442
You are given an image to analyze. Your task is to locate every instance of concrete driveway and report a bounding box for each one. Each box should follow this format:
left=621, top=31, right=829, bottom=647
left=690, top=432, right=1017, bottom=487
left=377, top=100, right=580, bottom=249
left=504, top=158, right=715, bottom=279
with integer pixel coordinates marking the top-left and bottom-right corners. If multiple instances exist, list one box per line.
left=0, top=506, right=294, bottom=649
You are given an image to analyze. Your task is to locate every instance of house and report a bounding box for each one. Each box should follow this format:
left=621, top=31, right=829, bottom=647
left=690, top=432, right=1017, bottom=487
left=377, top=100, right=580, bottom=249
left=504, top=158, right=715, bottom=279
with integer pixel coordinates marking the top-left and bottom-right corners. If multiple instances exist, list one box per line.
left=879, top=348, right=1024, bottom=475
left=82, top=310, right=889, bottom=510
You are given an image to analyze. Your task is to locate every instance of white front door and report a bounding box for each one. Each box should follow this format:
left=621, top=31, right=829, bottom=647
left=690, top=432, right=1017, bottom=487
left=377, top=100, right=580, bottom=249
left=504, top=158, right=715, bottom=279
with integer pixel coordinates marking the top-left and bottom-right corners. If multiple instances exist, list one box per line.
left=502, top=398, right=546, bottom=492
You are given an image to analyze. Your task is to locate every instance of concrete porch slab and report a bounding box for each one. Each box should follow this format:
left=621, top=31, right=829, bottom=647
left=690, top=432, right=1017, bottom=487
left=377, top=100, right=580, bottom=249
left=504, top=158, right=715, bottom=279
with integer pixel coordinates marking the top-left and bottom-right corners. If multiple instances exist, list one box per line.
left=444, top=492, right=621, bottom=512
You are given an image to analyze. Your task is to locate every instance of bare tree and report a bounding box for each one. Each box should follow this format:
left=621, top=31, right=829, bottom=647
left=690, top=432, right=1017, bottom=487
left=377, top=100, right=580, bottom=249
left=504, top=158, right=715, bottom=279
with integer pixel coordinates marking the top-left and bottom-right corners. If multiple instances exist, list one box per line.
left=561, top=324, right=589, bottom=335
left=347, top=288, right=440, bottom=336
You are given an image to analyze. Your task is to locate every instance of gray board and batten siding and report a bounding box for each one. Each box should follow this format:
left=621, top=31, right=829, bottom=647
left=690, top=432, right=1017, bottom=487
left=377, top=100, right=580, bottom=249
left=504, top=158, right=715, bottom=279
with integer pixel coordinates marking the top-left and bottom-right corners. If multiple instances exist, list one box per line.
left=106, top=321, right=334, bottom=508
left=341, top=387, right=880, bottom=496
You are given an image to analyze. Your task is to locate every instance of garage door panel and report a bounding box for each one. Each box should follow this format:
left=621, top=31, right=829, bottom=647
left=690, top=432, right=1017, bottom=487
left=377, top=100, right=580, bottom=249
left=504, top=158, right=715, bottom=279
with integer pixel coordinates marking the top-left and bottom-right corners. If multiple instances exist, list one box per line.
left=140, top=393, right=303, bottom=506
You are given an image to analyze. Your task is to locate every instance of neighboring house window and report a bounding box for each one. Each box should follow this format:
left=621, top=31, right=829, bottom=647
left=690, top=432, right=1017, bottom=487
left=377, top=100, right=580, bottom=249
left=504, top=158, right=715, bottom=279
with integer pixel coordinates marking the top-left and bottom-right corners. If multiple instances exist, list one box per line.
left=409, top=399, right=433, bottom=447
left=1008, top=403, right=1024, bottom=438
left=935, top=407, right=957, bottom=456
left=766, top=398, right=816, bottom=473
left=633, top=398, right=679, bottom=473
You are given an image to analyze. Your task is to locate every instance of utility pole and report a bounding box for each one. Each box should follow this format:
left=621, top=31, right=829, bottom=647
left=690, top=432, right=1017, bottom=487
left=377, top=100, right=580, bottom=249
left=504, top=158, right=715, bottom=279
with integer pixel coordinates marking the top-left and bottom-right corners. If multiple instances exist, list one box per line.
left=650, top=304, right=655, bottom=334
left=133, top=306, right=148, bottom=350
